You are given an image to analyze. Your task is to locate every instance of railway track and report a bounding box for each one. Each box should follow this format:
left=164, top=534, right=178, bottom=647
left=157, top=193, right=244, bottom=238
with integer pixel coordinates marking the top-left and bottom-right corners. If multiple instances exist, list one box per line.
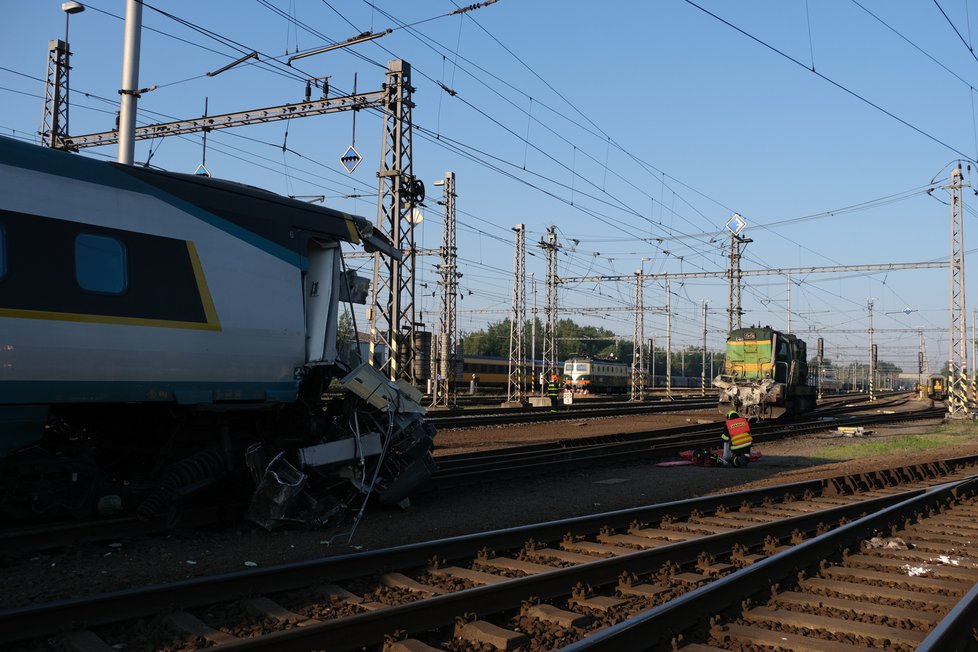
left=565, top=469, right=978, bottom=650
left=0, top=396, right=930, bottom=554
left=426, top=395, right=718, bottom=429
left=437, top=390, right=715, bottom=408
left=3, top=455, right=977, bottom=650
left=426, top=390, right=897, bottom=430
left=428, top=400, right=943, bottom=489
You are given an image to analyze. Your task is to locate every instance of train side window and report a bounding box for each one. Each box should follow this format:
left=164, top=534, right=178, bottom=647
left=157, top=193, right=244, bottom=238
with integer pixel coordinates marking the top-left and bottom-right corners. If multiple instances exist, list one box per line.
left=75, top=233, right=127, bottom=294
left=0, top=223, right=5, bottom=278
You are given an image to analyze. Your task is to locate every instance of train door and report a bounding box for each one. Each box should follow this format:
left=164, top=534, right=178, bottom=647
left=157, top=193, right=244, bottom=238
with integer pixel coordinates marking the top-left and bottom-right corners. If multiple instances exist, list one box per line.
left=303, top=239, right=341, bottom=364
left=773, top=335, right=790, bottom=383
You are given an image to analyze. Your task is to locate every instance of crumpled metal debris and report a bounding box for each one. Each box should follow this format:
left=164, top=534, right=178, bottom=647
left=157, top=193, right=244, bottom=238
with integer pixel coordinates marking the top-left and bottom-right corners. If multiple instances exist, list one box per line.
left=245, top=451, right=308, bottom=530
left=245, top=362, right=437, bottom=534
left=714, top=375, right=781, bottom=419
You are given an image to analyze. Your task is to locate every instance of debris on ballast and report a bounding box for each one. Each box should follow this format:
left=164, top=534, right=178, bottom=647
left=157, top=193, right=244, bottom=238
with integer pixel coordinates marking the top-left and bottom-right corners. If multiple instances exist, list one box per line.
left=245, top=362, right=437, bottom=536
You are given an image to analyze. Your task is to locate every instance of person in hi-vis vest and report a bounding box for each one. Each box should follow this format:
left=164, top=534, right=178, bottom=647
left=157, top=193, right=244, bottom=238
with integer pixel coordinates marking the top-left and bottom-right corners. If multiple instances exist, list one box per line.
left=547, top=375, right=562, bottom=412
left=721, top=410, right=752, bottom=467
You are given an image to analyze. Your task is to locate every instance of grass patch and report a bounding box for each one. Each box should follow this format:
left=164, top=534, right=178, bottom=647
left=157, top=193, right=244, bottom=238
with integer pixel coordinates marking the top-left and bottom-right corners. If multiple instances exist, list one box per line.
left=813, top=420, right=978, bottom=461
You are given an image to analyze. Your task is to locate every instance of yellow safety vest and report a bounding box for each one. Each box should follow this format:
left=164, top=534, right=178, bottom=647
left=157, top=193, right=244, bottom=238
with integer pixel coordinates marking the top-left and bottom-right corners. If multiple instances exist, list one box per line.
left=723, top=417, right=752, bottom=450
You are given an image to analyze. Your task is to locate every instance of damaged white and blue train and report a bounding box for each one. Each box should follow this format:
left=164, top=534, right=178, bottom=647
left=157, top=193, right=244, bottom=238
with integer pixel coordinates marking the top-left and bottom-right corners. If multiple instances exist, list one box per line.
left=0, top=135, right=436, bottom=526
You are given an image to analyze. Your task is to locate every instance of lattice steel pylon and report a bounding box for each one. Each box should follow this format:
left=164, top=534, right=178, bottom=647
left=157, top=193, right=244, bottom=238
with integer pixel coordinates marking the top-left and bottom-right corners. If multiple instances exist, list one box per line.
left=665, top=275, right=673, bottom=399
left=867, top=299, right=876, bottom=402
left=946, top=166, right=971, bottom=418
left=432, top=171, right=457, bottom=407
left=701, top=301, right=708, bottom=397
left=40, top=39, right=70, bottom=149
left=369, top=60, right=419, bottom=383
left=630, top=270, right=645, bottom=401
left=540, top=226, right=559, bottom=382
left=726, top=233, right=750, bottom=333
left=917, top=329, right=925, bottom=396
left=507, top=224, right=526, bottom=403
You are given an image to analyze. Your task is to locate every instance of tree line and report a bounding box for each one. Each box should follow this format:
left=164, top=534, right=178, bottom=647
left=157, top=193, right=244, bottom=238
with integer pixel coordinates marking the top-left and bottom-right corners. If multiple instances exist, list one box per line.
left=461, top=318, right=726, bottom=379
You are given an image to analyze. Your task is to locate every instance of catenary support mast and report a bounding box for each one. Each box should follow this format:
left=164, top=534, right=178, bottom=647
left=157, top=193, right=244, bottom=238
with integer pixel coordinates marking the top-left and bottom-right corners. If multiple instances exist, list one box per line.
left=433, top=172, right=457, bottom=407
left=117, top=0, right=143, bottom=165
left=541, top=226, right=559, bottom=382
left=369, top=60, right=419, bottom=383
left=665, top=275, right=672, bottom=399
left=727, top=234, right=750, bottom=332
left=868, top=298, right=876, bottom=402
left=947, top=165, right=971, bottom=417
left=507, top=225, right=526, bottom=403
left=701, top=301, right=708, bottom=396
left=630, top=270, right=645, bottom=401
left=40, top=39, right=70, bottom=149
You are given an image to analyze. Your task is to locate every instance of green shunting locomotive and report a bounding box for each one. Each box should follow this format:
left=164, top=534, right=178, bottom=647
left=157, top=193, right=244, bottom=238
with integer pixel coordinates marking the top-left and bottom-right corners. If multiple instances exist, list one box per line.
left=714, top=326, right=817, bottom=420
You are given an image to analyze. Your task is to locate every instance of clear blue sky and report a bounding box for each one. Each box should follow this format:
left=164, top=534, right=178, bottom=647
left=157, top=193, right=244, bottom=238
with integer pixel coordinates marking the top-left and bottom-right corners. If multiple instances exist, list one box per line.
left=3, top=0, right=977, bottom=375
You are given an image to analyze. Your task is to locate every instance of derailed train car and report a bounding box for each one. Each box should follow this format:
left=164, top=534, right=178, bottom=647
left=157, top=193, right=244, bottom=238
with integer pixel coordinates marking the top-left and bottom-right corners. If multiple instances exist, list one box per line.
left=0, top=136, right=435, bottom=526
left=713, top=325, right=816, bottom=419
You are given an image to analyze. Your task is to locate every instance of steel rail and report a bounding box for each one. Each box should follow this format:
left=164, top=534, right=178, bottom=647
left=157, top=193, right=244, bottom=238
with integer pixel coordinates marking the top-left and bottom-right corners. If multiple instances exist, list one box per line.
left=429, top=406, right=947, bottom=487
left=0, top=502, right=245, bottom=554
left=0, top=478, right=817, bottom=643
left=917, top=574, right=978, bottom=651
left=561, top=475, right=978, bottom=651
left=115, top=489, right=937, bottom=650
left=3, top=455, right=974, bottom=647
left=427, top=398, right=716, bottom=429
left=0, top=398, right=931, bottom=553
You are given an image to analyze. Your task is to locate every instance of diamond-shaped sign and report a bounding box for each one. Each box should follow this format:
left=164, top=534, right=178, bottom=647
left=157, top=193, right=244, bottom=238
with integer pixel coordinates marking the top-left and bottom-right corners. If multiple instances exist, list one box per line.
left=903, top=307, right=914, bottom=315
left=340, top=145, right=362, bottom=174
left=726, top=213, right=746, bottom=236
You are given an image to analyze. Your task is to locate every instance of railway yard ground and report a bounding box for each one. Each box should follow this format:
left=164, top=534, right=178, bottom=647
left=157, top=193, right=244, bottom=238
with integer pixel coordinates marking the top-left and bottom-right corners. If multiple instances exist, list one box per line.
left=1, top=395, right=970, bottom=612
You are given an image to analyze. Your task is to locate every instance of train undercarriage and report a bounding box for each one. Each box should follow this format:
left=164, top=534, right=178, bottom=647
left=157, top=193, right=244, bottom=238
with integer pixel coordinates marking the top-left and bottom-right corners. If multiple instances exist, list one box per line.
left=0, top=364, right=437, bottom=529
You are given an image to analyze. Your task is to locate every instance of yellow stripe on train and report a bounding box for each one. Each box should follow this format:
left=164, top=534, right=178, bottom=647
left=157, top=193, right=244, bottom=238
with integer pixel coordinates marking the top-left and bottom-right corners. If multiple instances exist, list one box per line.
left=725, top=363, right=774, bottom=372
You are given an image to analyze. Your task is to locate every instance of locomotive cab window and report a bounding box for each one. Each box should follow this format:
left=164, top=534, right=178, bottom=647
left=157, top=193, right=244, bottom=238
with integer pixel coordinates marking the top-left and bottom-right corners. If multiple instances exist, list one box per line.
left=75, top=233, right=127, bottom=294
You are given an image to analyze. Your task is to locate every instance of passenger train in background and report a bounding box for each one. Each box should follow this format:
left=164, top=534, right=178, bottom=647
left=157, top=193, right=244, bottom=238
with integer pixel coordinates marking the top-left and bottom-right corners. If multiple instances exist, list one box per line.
left=926, top=374, right=948, bottom=401
left=713, top=326, right=816, bottom=420
left=458, top=355, right=702, bottom=393
left=461, top=355, right=544, bottom=388
left=563, top=355, right=702, bottom=394
left=0, top=136, right=436, bottom=524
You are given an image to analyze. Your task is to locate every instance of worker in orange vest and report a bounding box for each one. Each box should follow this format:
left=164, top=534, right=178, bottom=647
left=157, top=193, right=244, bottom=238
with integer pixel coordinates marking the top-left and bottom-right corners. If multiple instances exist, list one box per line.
left=547, top=375, right=562, bottom=412
left=721, top=410, right=753, bottom=467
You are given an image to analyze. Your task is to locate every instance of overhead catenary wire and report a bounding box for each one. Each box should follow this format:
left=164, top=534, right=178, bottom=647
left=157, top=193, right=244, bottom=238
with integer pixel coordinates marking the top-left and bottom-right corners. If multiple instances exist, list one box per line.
left=3, top=2, right=961, bottom=362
